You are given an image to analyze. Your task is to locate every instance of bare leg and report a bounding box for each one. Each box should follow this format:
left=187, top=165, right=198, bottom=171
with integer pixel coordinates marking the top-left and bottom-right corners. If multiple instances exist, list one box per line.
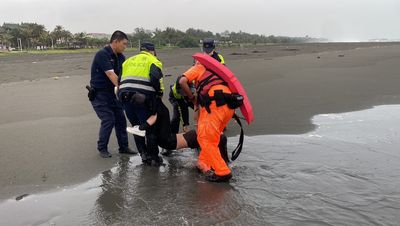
left=175, top=133, right=189, bottom=149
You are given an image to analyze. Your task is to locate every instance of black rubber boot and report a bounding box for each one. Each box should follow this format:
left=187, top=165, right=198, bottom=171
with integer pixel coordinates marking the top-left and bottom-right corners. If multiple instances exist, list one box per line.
left=99, top=150, right=112, bottom=158
left=150, top=155, right=164, bottom=167
left=205, top=171, right=232, bottom=183
left=141, top=152, right=151, bottom=165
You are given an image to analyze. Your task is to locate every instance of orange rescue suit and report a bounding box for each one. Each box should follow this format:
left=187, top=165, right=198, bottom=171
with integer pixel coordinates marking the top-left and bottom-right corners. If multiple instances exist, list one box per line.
left=183, top=63, right=234, bottom=176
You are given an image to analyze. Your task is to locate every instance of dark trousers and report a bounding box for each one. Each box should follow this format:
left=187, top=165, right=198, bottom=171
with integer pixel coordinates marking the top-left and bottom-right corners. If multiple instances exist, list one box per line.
left=168, top=90, right=191, bottom=134
left=153, top=100, right=177, bottom=150
left=170, top=101, right=181, bottom=134
left=123, top=100, right=159, bottom=159
left=91, top=92, right=128, bottom=152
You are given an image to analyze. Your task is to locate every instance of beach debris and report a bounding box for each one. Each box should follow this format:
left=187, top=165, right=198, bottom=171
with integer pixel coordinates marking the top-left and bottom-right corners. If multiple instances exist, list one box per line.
left=317, top=56, right=321, bottom=59
left=230, top=52, right=248, bottom=55
left=252, top=50, right=267, bottom=53
left=32, top=61, right=37, bottom=64
left=42, top=172, right=48, bottom=182
left=53, top=76, right=59, bottom=80
left=338, top=54, right=345, bottom=57
left=15, top=193, right=30, bottom=201
left=282, top=48, right=299, bottom=51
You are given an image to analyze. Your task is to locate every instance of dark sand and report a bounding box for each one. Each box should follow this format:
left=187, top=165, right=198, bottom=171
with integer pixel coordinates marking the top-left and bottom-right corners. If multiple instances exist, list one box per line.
left=1, top=42, right=400, bottom=199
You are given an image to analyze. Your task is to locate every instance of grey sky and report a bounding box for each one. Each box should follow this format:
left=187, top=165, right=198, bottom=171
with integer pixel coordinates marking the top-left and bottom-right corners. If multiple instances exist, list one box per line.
left=2, top=0, right=400, bottom=41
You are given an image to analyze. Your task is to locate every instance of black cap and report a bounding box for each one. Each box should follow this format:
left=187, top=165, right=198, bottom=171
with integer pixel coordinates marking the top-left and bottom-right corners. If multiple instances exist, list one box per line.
left=140, top=42, right=155, bottom=51
left=202, top=38, right=215, bottom=53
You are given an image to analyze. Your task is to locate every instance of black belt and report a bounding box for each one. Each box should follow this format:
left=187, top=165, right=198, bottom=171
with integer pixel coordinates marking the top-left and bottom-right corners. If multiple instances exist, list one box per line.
left=94, top=87, right=114, bottom=93
left=198, top=90, right=243, bottom=114
left=120, top=91, right=135, bottom=102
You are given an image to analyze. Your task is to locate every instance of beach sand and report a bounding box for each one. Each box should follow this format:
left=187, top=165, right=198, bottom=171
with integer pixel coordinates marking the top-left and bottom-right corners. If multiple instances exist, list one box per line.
left=1, top=42, right=400, bottom=199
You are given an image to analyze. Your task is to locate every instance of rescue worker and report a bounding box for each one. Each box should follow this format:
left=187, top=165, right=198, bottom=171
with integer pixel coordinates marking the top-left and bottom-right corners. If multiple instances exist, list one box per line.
left=168, top=38, right=224, bottom=135
left=118, top=42, right=164, bottom=166
left=161, top=39, right=225, bottom=156
left=178, top=57, right=235, bottom=183
left=89, top=30, right=137, bottom=158
left=170, top=38, right=224, bottom=133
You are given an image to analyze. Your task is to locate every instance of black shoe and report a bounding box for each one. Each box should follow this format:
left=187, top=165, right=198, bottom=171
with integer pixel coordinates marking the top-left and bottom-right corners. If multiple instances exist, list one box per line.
left=160, top=148, right=172, bottom=156
left=99, top=150, right=112, bottom=158
left=141, top=153, right=151, bottom=165
left=205, top=171, right=232, bottom=183
left=150, top=156, right=164, bottom=167
left=119, top=147, right=138, bottom=155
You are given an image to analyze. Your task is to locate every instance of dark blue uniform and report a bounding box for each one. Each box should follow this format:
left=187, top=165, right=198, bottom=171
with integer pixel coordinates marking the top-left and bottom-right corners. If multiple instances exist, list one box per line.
left=90, top=45, right=129, bottom=153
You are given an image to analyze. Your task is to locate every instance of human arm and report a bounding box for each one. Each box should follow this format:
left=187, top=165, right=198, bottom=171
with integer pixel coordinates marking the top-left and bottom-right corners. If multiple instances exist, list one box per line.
left=96, top=51, right=119, bottom=87
left=105, top=70, right=119, bottom=87
left=149, top=63, right=164, bottom=97
left=177, top=98, right=190, bottom=128
left=179, top=76, right=196, bottom=104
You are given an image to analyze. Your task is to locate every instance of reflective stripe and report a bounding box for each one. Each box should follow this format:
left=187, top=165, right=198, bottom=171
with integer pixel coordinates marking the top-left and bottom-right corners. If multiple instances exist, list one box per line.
left=120, top=76, right=151, bottom=83
left=160, top=77, right=164, bottom=93
left=119, top=83, right=156, bottom=92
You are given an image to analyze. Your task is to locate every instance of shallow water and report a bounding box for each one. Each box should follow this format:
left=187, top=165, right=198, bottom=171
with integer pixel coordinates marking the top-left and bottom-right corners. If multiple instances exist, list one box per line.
left=1, top=105, right=400, bottom=225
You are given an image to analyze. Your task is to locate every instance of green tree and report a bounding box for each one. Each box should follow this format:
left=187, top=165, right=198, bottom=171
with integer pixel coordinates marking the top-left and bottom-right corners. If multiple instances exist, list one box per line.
left=0, top=26, right=13, bottom=47
left=177, top=35, right=198, bottom=48
left=50, top=25, right=72, bottom=48
left=129, top=27, right=153, bottom=49
left=73, top=32, right=88, bottom=48
left=19, top=23, right=47, bottom=49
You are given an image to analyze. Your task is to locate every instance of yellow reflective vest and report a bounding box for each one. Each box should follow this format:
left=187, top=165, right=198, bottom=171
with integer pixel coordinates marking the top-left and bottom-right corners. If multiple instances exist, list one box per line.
left=120, top=51, right=164, bottom=93
left=217, top=53, right=225, bottom=65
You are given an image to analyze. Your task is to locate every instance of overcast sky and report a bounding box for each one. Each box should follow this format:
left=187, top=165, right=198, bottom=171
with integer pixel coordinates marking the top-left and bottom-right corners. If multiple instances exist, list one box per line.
left=1, top=0, right=399, bottom=41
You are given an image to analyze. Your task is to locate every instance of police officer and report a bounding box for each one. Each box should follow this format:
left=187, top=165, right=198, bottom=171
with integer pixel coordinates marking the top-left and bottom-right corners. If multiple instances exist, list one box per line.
left=202, top=38, right=225, bottom=64
left=168, top=78, right=194, bottom=133
left=119, top=42, right=164, bottom=166
left=89, top=30, right=137, bottom=158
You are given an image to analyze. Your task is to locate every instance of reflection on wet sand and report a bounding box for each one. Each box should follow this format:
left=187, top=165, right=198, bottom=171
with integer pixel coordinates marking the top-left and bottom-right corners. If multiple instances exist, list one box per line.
left=92, top=154, right=240, bottom=225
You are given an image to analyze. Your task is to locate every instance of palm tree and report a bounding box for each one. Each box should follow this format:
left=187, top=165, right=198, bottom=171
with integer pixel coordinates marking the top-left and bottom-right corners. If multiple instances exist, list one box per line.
left=51, top=25, right=72, bottom=47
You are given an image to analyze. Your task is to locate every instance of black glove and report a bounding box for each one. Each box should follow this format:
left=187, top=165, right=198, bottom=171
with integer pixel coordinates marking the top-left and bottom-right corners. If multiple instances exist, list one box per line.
left=139, top=122, right=150, bottom=130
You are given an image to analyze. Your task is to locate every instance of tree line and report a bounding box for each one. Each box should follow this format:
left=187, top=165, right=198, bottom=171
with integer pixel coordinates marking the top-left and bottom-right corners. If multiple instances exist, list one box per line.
left=0, top=22, right=323, bottom=51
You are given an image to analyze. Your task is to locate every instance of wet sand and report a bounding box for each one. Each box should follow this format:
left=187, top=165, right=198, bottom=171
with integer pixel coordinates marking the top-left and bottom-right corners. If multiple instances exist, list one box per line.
left=1, top=106, right=400, bottom=225
left=1, top=42, right=400, bottom=200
